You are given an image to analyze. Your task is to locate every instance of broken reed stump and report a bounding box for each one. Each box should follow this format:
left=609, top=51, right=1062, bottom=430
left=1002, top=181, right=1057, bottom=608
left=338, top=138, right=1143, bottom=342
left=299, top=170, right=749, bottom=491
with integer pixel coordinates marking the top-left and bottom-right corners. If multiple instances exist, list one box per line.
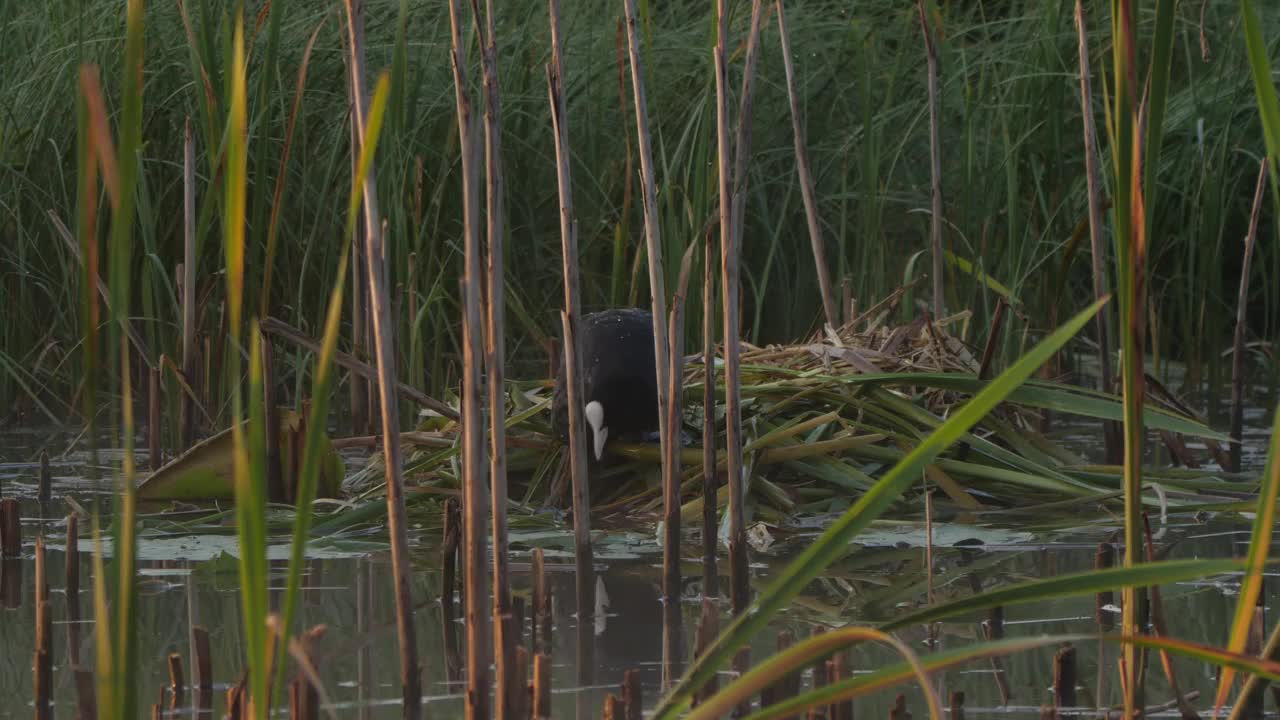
left=227, top=673, right=247, bottom=720
left=1054, top=644, right=1077, bottom=708
left=950, top=691, right=965, bottom=720
left=513, top=646, right=530, bottom=720
left=38, top=451, right=51, bottom=503
left=193, top=624, right=213, bottom=712
left=603, top=694, right=624, bottom=720
left=34, top=597, right=52, bottom=720
left=1, top=498, right=20, bottom=556
left=761, top=630, right=799, bottom=711
left=532, top=652, right=551, bottom=720
left=982, top=607, right=1012, bottom=704
left=169, top=652, right=186, bottom=709
left=442, top=496, right=461, bottom=615
left=890, top=693, right=911, bottom=720
left=622, top=668, right=642, bottom=720
left=532, top=547, right=552, bottom=656
left=512, top=594, right=525, bottom=650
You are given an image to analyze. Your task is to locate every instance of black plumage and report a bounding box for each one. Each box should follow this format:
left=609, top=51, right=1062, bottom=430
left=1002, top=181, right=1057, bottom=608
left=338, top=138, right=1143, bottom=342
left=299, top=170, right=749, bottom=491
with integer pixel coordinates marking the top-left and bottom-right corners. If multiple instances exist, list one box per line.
left=551, top=308, right=660, bottom=460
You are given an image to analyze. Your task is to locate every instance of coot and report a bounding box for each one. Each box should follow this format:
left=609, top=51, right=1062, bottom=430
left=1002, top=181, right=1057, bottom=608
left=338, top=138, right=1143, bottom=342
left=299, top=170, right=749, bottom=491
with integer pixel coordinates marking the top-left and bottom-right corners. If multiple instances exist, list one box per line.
left=551, top=308, right=660, bottom=461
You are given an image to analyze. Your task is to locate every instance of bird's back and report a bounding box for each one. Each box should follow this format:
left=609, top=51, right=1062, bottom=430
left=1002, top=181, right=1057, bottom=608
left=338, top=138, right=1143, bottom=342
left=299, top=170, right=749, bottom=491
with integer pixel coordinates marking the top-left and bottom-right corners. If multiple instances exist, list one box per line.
left=551, top=308, right=659, bottom=440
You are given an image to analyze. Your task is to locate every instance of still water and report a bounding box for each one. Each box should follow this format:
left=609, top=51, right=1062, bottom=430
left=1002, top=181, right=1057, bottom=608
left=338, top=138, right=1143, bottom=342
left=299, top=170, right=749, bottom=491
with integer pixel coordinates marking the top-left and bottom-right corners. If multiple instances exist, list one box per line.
left=0, top=395, right=1275, bottom=718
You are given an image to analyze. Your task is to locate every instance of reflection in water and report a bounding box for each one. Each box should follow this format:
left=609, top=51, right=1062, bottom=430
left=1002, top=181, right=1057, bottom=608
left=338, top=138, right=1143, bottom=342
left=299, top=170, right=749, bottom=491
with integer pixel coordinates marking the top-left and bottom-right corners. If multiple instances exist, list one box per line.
left=1, top=403, right=1279, bottom=718
left=0, top=556, right=21, bottom=608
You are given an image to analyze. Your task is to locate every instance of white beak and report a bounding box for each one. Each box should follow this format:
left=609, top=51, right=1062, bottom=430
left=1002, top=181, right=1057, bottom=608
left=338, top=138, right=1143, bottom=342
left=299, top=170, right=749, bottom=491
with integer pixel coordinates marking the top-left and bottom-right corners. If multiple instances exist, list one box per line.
left=584, top=400, right=608, bottom=461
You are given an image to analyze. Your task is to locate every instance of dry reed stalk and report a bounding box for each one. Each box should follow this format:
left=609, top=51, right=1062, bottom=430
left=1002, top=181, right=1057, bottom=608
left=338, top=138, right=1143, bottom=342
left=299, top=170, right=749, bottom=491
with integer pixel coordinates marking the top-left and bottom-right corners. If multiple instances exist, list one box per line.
left=474, top=2, right=516, bottom=715
left=442, top=496, right=460, bottom=615
left=344, top=1, right=368, bottom=438
left=66, top=512, right=81, bottom=665
left=48, top=210, right=152, bottom=367
left=148, top=366, right=161, bottom=474
left=693, top=597, right=719, bottom=707
left=448, top=1, right=492, bottom=715
left=259, top=317, right=455, bottom=418
left=776, top=0, right=837, bottom=330
left=1231, top=159, right=1267, bottom=472
left=807, top=629, right=827, bottom=720
left=1074, top=0, right=1119, bottom=463
left=831, top=652, right=852, bottom=720
left=661, top=245, right=697, bottom=689
left=34, top=537, right=51, bottom=720
left=513, top=646, right=529, bottom=720
left=547, top=0, right=595, bottom=630
left=0, top=498, right=18, bottom=556
left=701, top=233, right=719, bottom=601
left=532, top=547, right=552, bottom=656
left=260, top=330, right=283, bottom=503
left=75, top=668, right=97, bottom=719
left=181, top=119, right=195, bottom=449
left=38, top=450, right=51, bottom=503
left=842, top=277, right=854, bottom=326
left=917, top=0, right=945, bottom=319
left=532, top=652, right=552, bottom=720
left=341, top=2, right=422, bottom=713
left=977, top=298, right=1007, bottom=380
left=713, top=0, right=737, bottom=630
left=622, top=0, right=674, bottom=570
left=723, top=0, right=765, bottom=636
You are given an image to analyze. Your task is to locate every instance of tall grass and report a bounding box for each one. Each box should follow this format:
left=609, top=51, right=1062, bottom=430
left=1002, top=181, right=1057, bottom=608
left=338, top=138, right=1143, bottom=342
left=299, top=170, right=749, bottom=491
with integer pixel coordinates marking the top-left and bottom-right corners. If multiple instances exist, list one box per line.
left=3, top=2, right=1278, bottom=421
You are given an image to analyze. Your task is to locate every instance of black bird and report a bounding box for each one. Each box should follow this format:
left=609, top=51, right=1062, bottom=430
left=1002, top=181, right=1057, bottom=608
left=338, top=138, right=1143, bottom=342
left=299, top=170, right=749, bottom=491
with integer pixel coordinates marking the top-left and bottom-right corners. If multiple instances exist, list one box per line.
left=552, top=308, right=659, bottom=461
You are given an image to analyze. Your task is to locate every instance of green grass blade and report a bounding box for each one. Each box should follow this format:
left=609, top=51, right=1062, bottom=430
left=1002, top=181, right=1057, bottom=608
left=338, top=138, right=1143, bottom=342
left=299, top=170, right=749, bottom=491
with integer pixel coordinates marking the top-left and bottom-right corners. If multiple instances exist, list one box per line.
left=650, top=297, right=1108, bottom=717
left=276, top=71, right=392, bottom=694
left=1141, top=0, right=1174, bottom=229
left=1216, top=400, right=1280, bottom=709
left=237, top=326, right=270, bottom=719
left=882, top=558, right=1242, bottom=632
left=746, top=631, right=1280, bottom=720
left=690, top=627, right=941, bottom=720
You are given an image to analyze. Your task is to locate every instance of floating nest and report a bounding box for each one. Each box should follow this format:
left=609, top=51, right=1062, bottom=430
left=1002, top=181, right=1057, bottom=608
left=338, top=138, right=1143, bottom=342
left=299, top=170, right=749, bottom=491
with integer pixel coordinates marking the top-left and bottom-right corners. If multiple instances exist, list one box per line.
left=347, top=300, right=1244, bottom=527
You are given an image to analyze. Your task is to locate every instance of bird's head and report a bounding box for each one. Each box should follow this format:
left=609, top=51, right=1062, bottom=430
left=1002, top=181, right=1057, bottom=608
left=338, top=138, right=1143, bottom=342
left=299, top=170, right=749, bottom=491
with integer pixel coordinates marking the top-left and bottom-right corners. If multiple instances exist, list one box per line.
left=584, top=400, right=607, bottom=461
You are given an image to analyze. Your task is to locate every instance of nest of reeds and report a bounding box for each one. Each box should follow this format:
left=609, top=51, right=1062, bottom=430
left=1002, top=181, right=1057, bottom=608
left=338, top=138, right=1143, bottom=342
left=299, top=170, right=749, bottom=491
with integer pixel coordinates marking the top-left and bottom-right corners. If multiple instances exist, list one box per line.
left=347, top=303, right=1242, bottom=528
